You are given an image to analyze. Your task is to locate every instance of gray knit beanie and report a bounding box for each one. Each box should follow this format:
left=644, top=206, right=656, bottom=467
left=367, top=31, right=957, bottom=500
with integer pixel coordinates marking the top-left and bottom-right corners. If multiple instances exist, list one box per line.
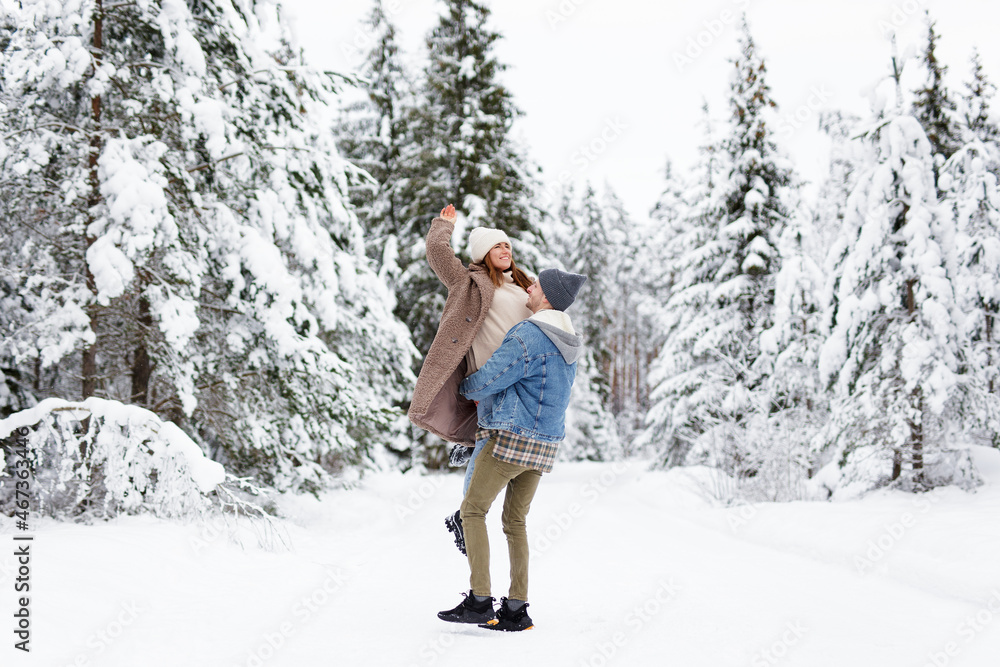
left=538, top=268, right=587, bottom=311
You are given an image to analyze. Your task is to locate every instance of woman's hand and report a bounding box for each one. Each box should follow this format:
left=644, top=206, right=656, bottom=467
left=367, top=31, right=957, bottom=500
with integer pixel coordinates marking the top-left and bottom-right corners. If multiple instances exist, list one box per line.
left=440, top=204, right=457, bottom=223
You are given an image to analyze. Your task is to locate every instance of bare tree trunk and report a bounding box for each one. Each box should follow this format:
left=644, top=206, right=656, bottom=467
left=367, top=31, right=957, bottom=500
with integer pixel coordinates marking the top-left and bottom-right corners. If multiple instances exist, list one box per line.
left=82, top=0, right=104, bottom=399
left=911, top=391, right=924, bottom=475
left=987, top=307, right=996, bottom=395
left=131, top=296, right=153, bottom=405
left=904, top=277, right=924, bottom=481
left=610, top=323, right=621, bottom=415
left=632, top=330, right=641, bottom=420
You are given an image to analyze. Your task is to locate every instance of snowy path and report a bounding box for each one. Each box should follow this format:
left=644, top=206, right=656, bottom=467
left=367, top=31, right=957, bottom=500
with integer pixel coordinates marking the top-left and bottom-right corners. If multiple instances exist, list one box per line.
left=3, top=453, right=1000, bottom=667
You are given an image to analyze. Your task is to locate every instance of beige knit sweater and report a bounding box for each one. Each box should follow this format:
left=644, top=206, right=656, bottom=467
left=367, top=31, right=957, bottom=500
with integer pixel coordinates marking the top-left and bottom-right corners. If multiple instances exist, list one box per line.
left=465, top=272, right=531, bottom=375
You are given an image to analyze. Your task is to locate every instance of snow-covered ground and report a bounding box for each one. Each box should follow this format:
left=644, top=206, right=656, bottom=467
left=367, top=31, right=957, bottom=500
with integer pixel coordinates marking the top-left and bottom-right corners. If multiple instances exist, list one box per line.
left=3, top=448, right=1000, bottom=667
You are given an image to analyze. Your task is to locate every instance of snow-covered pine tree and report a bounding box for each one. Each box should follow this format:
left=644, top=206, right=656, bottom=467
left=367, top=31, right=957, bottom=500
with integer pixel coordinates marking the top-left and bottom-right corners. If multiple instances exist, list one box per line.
left=717, top=18, right=792, bottom=308
left=939, top=49, right=1000, bottom=445
left=691, top=19, right=794, bottom=477
left=912, top=12, right=960, bottom=190
left=335, top=0, right=413, bottom=283
left=817, top=45, right=963, bottom=492
left=564, top=184, right=613, bottom=403
left=538, top=184, right=619, bottom=461
left=562, top=344, right=621, bottom=462
left=754, top=213, right=827, bottom=499
left=650, top=103, right=724, bottom=301
left=556, top=183, right=658, bottom=446
left=640, top=104, right=727, bottom=465
left=642, top=19, right=792, bottom=475
left=813, top=110, right=868, bottom=262
left=0, top=0, right=414, bottom=492
left=0, top=0, right=196, bottom=409
left=960, top=48, right=999, bottom=146
left=418, top=0, right=536, bottom=234
left=602, top=188, right=657, bottom=438
left=640, top=158, right=692, bottom=440
left=398, top=0, right=544, bottom=360
left=649, top=159, right=694, bottom=294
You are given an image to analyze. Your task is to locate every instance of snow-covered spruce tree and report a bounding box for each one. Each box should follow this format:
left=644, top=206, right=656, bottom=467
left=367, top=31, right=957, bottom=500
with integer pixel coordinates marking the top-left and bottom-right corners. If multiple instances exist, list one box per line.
left=754, top=214, right=827, bottom=499
left=556, top=183, right=659, bottom=448
left=584, top=185, right=657, bottom=450
left=817, top=50, right=964, bottom=493
left=813, top=110, right=868, bottom=268
left=689, top=19, right=795, bottom=480
left=0, top=3, right=105, bottom=408
left=757, top=112, right=866, bottom=498
left=399, top=0, right=545, bottom=360
left=564, top=184, right=613, bottom=402
left=561, top=352, right=621, bottom=462
left=601, top=188, right=658, bottom=439
left=335, top=0, right=413, bottom=283
left=641, top=157, right=695, bottom=395
left=938, top=49, right=1000, bottom=445
left=639, top=104, right=726, bottom=465
left=649, top=159, right=696, bottom=294
left=643, top=157, right=698, bottom=382
left=912, top=13, right=960, bottom=190
left=960, top=49, right=1000, bottom=147
left=533, top=184, right=619, bottom=462
left=385, top=0, right=546, bottom=466
left=643, top=20, right=793, bottom=476
left=0, top=0, right=414, bottom=492
left=649, top=104, right=725, bottom=304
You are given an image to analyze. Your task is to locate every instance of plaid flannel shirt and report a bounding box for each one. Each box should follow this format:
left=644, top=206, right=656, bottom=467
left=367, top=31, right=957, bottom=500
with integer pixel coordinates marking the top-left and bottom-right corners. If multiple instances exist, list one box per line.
left=478, top=428, right=560, bottom=473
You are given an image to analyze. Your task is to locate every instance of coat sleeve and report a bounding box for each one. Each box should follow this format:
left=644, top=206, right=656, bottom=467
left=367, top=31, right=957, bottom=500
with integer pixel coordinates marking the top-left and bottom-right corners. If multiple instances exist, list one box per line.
left=426, top=216, right=469, bottom=289
left=459, top=328, right=528, bottom=400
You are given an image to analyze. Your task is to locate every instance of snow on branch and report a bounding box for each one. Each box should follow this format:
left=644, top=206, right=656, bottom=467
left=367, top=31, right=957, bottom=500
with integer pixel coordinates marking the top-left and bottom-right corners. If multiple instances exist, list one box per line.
left=0, top=398, right=226, bottom=519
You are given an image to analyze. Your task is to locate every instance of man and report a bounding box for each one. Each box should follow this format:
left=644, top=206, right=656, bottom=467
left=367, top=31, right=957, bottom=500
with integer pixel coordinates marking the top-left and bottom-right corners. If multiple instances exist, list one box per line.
left=437, top=267, right=587, bottom=632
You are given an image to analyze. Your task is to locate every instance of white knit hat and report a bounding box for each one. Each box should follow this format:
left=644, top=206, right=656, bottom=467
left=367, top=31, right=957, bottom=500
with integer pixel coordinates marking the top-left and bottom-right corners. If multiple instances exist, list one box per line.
left=538, top=268, right=587, bottom=311
left=468, top=227, right=511, bottom=264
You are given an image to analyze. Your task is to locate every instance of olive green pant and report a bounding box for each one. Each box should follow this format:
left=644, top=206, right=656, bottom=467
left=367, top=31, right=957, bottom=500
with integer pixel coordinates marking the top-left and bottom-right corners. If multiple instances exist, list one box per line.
left=460, top=435, right=542, bottom=602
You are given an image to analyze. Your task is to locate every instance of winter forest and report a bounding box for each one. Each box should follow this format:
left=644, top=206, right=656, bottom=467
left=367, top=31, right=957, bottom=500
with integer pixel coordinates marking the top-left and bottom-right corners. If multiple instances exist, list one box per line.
left=1, top=0, right=999, bottom=524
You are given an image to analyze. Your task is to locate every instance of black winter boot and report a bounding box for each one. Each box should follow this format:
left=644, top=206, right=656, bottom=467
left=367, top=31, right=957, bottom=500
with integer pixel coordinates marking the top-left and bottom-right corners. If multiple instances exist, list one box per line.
left=449, top=444, right=473, bottom=467
left=437, top=591, right=495, bottom=624
left=445, top=509, right=466, bottom=555
left=480, top=597, right=533, bottom=631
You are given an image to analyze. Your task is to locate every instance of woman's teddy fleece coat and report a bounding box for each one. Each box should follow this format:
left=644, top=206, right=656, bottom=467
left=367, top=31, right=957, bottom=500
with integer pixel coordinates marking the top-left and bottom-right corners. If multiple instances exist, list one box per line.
left=407, top=216, right=498, bottom=445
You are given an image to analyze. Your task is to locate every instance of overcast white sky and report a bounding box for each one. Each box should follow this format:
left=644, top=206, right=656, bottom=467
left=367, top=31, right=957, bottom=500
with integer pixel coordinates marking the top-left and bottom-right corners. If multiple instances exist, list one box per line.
left=278, top=0, right=1000, bottom=219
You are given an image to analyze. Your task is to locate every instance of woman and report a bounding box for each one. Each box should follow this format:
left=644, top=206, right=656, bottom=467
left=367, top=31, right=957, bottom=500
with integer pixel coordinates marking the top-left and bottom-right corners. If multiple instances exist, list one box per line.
left=407, top=203, right=533, bottom=553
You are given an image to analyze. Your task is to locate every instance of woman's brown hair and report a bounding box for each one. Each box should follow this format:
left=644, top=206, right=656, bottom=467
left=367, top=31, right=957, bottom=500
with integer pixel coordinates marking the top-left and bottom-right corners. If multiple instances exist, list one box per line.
left=483, top=253, right=533, bottom=291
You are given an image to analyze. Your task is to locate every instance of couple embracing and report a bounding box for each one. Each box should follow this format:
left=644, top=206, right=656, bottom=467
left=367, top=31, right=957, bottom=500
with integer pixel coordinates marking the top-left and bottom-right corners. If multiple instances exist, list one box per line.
left=408, top=204, right=587, bottom=632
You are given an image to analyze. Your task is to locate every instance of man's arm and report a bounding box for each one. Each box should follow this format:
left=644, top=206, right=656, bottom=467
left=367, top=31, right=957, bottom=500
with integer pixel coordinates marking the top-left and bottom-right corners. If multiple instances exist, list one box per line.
left=459, top=328, right=529, bottom=401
